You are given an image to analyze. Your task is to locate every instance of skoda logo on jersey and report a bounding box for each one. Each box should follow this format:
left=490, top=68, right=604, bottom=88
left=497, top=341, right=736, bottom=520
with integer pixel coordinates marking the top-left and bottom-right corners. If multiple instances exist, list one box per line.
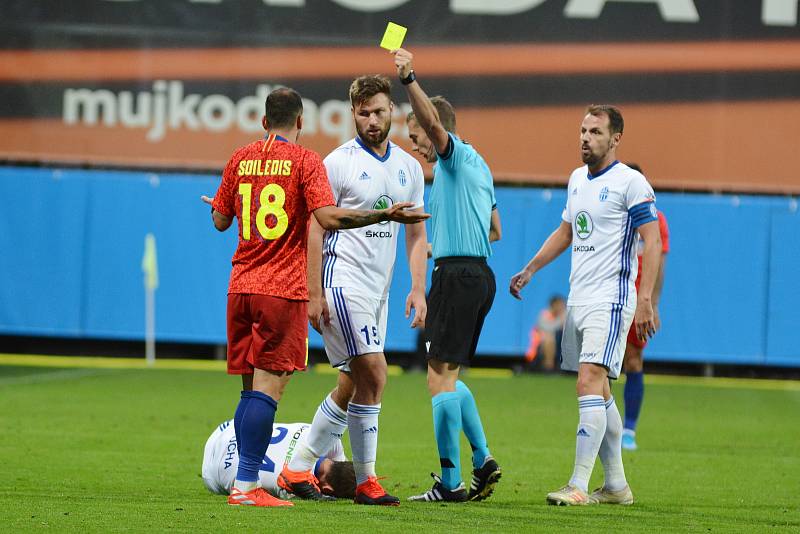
left=373, top=195, right=393, bottom=225
left=599, top=186, right=609, bottom=201
left=575, top=211, right=593, bottom=240
left=398, top=169, right=407, bottom=186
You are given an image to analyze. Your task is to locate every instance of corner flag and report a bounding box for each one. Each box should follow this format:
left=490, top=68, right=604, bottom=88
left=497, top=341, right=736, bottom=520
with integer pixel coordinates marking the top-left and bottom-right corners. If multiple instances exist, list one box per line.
left=142, top=233, right=159, bottom=290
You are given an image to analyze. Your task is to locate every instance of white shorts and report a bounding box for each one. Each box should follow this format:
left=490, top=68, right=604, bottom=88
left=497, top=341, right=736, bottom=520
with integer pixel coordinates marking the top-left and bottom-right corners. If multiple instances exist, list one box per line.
left=560, top=303, right=635, bottom=379
left=322, top=287, right=388, bottom=371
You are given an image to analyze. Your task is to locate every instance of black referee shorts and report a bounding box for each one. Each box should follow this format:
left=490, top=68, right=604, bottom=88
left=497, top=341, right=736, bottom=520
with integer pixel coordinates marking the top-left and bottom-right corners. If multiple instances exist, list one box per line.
left=425, top=256, right=496, bottom=366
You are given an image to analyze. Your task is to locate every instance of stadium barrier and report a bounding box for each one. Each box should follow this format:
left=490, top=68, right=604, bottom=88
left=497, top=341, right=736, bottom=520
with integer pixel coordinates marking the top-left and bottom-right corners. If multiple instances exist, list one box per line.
left=1, top=166, right=797, bottom=366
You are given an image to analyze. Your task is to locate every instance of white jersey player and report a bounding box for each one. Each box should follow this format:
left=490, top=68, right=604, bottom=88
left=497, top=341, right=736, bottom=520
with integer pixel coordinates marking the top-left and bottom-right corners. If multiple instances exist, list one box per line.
left=558, top=161, right=656, bottom=378
left=511, top=105, right=662, bottom=507
left=280, top=75, right=428, bottom=505
left=201, top=420, right=351, bottom=499
left=319, top=136, right=425, bottom=365
left=563, top=162, right=655, bottom=308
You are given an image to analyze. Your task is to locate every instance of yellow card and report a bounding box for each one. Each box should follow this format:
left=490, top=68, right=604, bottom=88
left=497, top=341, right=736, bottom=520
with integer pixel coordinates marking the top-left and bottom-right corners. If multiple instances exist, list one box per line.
left=380, top=22, right=407, bottom=51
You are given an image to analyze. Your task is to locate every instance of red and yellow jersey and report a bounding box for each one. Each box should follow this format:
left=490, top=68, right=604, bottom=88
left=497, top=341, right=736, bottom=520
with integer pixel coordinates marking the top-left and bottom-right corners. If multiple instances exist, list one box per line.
left=212, top=134, right=334, bottom=300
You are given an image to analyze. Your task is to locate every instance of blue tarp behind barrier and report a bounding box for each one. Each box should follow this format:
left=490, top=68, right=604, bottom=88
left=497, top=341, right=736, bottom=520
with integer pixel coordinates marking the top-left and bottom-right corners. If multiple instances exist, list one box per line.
left=1, top=167, right=797, bottom=366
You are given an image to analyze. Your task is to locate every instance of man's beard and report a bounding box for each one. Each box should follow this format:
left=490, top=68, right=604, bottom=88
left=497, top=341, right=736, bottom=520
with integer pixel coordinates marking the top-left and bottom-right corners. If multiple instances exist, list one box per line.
left=581, top=141, right=611, bottom=166
left=582, top=151, right=600, bottom=165
left=357, top=120, right=391, bottom=148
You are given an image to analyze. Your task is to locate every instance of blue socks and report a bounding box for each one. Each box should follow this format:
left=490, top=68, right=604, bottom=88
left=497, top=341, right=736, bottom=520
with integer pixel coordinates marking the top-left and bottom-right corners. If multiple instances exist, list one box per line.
left=432, top=391, right=462, bottom=490
left=233, top=390, right=252, bottom=453
left=235, top=390, right=278, bottom=483
left=624, top=371, right=644, bottom=431
left=456, top=381, right=490, bottom=468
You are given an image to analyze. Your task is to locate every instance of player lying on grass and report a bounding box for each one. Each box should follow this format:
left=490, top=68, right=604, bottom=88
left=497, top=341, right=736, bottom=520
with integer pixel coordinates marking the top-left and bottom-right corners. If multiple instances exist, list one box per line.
left=202, top=420, right=356, bottom=500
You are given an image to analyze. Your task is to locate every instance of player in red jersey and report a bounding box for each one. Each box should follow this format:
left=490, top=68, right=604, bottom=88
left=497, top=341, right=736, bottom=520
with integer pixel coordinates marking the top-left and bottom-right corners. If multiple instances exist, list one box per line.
left=621, top=164, right=670, bottom=451
left=201, top=87, right=428, bottom=507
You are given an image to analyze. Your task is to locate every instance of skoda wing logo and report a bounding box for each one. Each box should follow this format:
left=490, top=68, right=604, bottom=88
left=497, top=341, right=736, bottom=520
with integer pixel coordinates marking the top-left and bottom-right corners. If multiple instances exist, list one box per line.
left=575, top=211, right=593, bottom=239
left=373, top=194, right=393, bottom=225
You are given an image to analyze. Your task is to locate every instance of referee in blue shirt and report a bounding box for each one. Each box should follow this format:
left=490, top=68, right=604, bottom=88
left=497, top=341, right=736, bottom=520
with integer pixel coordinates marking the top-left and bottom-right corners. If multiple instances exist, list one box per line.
left=393, top=47, right=503, bottom=503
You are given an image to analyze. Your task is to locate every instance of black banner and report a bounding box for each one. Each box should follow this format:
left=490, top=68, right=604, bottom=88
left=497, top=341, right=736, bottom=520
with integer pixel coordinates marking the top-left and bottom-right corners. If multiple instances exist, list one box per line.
left=2, top=0, right=800, bottom=193
left=2, top=0, right=799, bottom=49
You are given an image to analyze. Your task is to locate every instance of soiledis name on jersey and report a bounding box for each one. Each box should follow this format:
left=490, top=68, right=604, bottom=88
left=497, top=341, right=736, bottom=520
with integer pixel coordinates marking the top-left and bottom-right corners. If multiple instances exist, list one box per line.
left=238, top=159, right=292, bottom=176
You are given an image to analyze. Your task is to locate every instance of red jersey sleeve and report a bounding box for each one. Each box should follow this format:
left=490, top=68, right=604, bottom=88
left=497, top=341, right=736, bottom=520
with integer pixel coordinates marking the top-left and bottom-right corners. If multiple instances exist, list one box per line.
left=212, top=148, right=246, bottom=218
left=300, top=150, right=335, bottom=213
left=658, top=211, right=670, bottom=254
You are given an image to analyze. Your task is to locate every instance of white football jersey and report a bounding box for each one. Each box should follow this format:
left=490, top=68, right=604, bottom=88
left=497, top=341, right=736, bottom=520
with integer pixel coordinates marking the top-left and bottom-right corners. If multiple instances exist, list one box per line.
left=321, top=138, right=425, bottom=298
left=561, top=161, right=657, bottom=307
left=201, top=420, right=346, bottom=498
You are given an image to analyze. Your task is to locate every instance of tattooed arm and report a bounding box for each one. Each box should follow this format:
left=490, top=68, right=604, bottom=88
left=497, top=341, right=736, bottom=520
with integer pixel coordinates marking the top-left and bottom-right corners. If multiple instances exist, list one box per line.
left=312, top=202, right=429, bottom=230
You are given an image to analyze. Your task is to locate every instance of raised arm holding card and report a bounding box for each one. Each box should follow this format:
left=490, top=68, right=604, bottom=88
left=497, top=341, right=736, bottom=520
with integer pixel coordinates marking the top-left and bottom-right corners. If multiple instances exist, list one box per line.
left=392, top=48, right=450, bottom=155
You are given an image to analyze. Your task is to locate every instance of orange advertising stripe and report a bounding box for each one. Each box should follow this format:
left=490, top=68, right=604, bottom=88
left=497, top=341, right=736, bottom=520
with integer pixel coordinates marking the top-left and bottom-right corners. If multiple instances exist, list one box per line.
left=1, top=99, right=799, bottom=194
left=2, top=41, right=800, bottom=81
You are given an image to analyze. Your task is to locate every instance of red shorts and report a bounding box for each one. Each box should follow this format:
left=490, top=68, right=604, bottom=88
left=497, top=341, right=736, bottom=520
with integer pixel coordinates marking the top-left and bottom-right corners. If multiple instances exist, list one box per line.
left=627, top=275, right=646, bottom=349
left=626, top=322, right=647, bottom=349
left=226, top=294, right=308, bottom=374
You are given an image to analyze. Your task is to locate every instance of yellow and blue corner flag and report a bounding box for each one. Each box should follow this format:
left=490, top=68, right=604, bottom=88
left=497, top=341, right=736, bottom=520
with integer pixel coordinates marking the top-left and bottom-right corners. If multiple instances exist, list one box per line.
left=142, top=233, right=159, bottom=291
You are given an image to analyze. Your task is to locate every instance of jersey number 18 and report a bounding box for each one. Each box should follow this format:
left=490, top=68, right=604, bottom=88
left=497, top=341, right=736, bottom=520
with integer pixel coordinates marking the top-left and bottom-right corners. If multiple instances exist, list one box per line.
left=238, top=183, right=288, bottom=241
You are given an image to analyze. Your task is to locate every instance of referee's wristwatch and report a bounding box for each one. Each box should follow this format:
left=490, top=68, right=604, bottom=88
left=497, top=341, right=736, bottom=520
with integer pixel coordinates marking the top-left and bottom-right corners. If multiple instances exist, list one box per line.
left=400, top=70, right=416, bottom=85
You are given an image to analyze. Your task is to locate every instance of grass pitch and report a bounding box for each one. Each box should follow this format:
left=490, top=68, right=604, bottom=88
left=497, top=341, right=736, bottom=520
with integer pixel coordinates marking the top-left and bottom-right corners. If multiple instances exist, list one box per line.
left=1, top=356, right=798, bottom=532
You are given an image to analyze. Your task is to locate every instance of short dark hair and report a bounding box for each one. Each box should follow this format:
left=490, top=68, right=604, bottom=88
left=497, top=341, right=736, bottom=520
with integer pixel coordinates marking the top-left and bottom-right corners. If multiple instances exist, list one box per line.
left=265, top=87, right=303, bottom=129
left=349, top=75, right=392, bottom=107
left=626, top=162, right=643, bottom=174
left=586, top=104, right=624, bottom=135
left=549, top=294, right=566, bottom=307
left=326, top=461, right=356, bottom=499
left=431, top=96, right=456, bottom=133
left=406, top=96, right=457, bottom=133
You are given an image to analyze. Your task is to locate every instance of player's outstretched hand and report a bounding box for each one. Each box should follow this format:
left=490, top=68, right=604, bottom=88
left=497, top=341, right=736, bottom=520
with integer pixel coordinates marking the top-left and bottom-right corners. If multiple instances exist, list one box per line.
left=383, top=202, right=430, bottom=224
left=392, top=48, right=413, bottom=79
left=308, top=296, right=331, bottom=334
left=201, top=195, right=214, bottom=205
left=406, top=289, right=427, bottom=329
left=509, top=269, right=533, bottom=300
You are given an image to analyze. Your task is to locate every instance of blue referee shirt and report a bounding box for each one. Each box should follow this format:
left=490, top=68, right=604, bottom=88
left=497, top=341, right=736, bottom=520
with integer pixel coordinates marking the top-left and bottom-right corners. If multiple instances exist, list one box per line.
left=429, top=133, right=497, bottom=260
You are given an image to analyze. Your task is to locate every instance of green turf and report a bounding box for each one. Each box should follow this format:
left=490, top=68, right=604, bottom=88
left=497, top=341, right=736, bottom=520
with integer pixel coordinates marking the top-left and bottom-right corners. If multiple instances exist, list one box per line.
left=0, top=363, right=798, bottom=532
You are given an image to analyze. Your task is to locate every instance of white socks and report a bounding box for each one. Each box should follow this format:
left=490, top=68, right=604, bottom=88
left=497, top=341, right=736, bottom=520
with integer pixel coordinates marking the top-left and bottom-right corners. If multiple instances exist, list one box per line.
left=569, top=395, right=607, bottom=492
left=598, top=396, right=628, bottom=491
left=288, top=393, right=348, bottom=472
left=347, top=402, right=381, bottom=485
left=233, top=479, right=257, bottom=492
left=285, top=394, right=385, bottom=487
